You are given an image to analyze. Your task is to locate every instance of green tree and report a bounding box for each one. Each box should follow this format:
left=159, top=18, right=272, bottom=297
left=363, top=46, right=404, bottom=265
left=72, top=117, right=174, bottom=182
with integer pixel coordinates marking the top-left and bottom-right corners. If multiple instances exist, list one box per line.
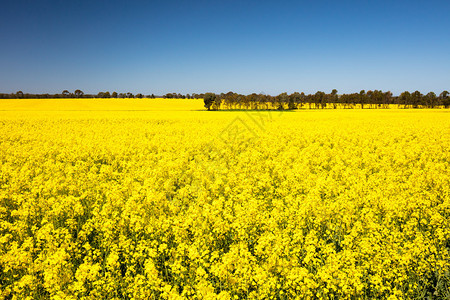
left=74, top=90, right=84, bottom=98
left=331, top=89, right=338, bottom=109
left=314, top=91, right=326, bottom=109
left=203, top=93, right=216, bottom=110
left=440, top=91, right=449, bottom=108
left=277, top=92, right=288, bottom=110
left=383, top=91, right=392, bottom=108
left=399, top=91, right=411, bottom=108
left=288, top=92, right=300, bottom=110
left=411, top=91, right=422, bottom=108
left=62, top=90, right=70, bottom=98
left=359, top=90, right=366, bottom=109
left=212, top=95, right=222, bottom=110
left=425, top=92, right=437, bottom=108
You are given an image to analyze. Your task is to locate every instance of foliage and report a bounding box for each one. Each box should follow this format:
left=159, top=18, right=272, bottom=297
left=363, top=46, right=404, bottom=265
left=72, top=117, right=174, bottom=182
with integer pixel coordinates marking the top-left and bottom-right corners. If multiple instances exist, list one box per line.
left=203, top=93, right=216, bottom=110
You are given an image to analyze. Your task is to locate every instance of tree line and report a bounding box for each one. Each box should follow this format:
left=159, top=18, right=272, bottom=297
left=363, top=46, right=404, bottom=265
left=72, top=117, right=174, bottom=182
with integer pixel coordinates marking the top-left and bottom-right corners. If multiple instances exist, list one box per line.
left=0, top=90, right=206, bottom=99
left=0, top=90, right=158, bottom=99
left=2, top=89, right=449, bottom=109
left=203, top=90, right=450, bottom=110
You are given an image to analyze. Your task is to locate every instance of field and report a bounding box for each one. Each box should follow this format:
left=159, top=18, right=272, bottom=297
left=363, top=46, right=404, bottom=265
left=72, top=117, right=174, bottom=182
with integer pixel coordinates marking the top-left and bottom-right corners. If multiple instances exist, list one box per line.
left=0, top=99, right=449, bottom=299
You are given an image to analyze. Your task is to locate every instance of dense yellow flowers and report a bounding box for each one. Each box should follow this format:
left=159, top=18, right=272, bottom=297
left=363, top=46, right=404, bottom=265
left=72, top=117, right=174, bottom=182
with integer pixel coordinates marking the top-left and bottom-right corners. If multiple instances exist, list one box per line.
left=0, top=99, right=449, bottom=299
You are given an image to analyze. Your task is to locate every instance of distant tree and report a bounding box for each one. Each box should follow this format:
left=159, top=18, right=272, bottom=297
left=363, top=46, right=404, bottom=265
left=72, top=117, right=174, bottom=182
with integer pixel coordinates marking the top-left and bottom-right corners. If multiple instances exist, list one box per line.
left=411, top=91, right=422, bottom=108
left=127, top=92, right=133, bottom=98
left=112, top=92, right=118, bottom=98
left=204, top=93, right=216, bottom=110
left=74, top=89, right=84, bottom=98
left=366, top=90, right=374, bottom=108
left=314, top=91, right=326, bottom=109
left=359, top=90, right=366, bottom=109
left=331, top=89, right=338, bottom=108
left=277, top=92, right=288, bottom=110
left=62, top=90, right=70, bottom=98
left=104, top=92, right=111, bottom=98
left=383, top=91, right=393, bottom=108
left=425, top=92, right=437, bottom=108
left=212, top=95, right=222, bottom=110
left=440, top=91, right=450, bottom=108
left=299, top=92, right=306, bottom=108
left=136, top=93, right=143, bottom=98
left=288, top=92, right=301, bottom=110
left=399, top=91, right=411, bottom=108
left=16, top=91, right=24, bottom=99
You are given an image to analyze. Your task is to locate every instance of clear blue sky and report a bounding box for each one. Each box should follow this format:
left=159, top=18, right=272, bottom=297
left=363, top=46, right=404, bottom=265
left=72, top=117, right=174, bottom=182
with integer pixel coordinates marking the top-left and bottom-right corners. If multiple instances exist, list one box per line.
left=1, top=0, right=449, bottom=95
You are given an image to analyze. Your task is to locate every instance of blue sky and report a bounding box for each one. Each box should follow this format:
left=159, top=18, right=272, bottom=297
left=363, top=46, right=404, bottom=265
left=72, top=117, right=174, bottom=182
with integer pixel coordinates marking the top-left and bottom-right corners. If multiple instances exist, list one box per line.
left=1, top=0, right=449, bottom=95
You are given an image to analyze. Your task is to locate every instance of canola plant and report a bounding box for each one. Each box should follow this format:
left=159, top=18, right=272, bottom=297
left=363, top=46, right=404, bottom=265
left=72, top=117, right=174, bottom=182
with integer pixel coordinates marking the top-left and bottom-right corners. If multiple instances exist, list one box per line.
left=0, top=99, right=449, bottom=299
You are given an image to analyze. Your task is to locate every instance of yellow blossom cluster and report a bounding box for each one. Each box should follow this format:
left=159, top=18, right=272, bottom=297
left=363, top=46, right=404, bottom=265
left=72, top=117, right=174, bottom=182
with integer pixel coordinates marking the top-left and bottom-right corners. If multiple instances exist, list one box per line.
left=0, top=100, right=449, bottom=299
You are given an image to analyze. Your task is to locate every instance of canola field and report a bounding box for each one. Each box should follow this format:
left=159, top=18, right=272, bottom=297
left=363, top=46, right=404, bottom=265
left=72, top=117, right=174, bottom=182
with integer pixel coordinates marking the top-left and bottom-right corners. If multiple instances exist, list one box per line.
left=0, top=99, right=449, bottom=299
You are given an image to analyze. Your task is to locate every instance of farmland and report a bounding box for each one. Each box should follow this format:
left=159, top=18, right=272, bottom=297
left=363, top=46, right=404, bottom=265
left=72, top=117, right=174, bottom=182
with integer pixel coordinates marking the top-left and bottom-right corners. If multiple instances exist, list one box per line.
left=0, top=99, right=449, bottom=299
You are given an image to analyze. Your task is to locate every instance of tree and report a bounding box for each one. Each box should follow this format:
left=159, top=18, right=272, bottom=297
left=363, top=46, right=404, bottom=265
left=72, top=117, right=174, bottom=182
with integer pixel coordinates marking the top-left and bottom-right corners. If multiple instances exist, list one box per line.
left=204, top=93, right=216, bottom=110
left=288, top=93, right=299, bottom=110
left=399, top=91, right=411, bottom=108
left=331, top=89, right=338, bottom=109
left=383, top=91, right=392, bottom=108
left=16, top=91, right=24, bottom=99
left=314, top=91, right=326, bottom=109
left=276, top=92, right=288, bottom=110
left=62, top=90, right=70, bottom=98
left=74, top=90, right=84, bottom=98
left=112, top=92, right=118, bottom=98
left=410, top=91, right=422, bottom=108
left=425, top=92, right=437, bottom=108
left=440, top=91, right=450, bottom=108
left=212, top=95, right=222, bottom=110
left=359, top=90, right=366, bottom=109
